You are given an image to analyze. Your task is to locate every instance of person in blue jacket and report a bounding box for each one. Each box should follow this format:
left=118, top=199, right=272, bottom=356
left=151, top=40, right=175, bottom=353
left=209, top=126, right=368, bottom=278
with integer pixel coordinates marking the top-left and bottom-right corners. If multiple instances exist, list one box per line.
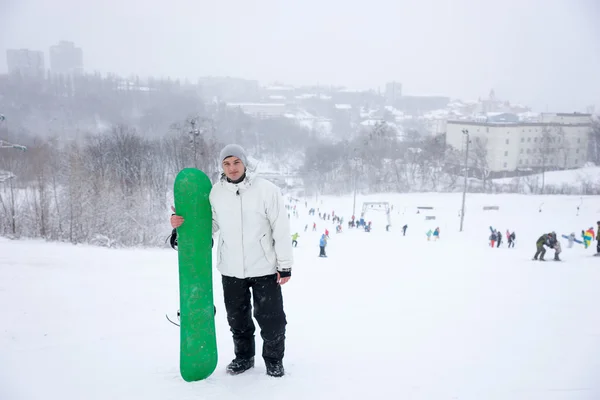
left=319, top=234, right=327, bottom=257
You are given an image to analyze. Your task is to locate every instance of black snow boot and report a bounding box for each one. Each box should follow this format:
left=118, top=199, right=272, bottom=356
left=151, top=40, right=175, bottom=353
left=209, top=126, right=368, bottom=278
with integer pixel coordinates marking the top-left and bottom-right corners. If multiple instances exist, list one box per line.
left=265, top=360, right=285, bottom=377
left=226, top=357, right=254, bottom=375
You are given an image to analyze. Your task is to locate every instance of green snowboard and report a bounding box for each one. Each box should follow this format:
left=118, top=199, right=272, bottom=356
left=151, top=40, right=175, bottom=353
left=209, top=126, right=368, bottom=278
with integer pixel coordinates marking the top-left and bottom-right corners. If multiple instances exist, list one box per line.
left=174, top=168, right=217, bottom=381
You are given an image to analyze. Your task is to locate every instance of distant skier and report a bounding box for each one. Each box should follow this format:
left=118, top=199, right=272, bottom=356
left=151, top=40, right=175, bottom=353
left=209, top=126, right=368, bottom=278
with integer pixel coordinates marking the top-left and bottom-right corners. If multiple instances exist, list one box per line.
left=433, top=227, right=440, bottom=240
left=507, top=231, right=515, bottom=248
left=489, top=230, right=497, bottom=247
left=402, top=224, right=408, bottom=236
left=426, top=229, right=433, bottom=241
left=291, top=232, right=299, bottom=247
left=319, top=234, right=327, bottom=257
left=496, top=231, right=503, bottom=247
left=567, top=232, right=575, bottom=248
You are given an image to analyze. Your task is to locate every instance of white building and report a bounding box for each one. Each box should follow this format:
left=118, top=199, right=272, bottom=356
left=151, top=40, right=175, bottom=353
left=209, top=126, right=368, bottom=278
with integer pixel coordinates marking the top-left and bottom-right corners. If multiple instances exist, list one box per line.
left=6, top=49, right=45, bottom=78
left=447, top=113, right=592, bottom=172
left=50, top=41, right=83, bottom=75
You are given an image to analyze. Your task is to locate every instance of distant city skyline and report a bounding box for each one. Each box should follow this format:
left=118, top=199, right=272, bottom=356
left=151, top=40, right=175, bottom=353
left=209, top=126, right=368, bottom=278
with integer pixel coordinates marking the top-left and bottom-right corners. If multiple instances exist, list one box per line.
left=1, top=0, right=599, bottom=112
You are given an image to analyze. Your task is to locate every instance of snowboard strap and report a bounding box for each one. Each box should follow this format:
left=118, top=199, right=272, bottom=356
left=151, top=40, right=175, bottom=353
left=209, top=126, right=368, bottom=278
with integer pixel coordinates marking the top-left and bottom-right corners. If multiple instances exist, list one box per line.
left=168, top=228, right=178, bottom=250
left=167, top=229, right=215, bottom=251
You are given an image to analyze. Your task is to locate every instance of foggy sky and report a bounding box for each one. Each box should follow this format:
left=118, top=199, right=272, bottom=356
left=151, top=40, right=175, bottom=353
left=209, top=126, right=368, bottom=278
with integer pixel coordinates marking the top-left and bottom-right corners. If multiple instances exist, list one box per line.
left=1, top=0, right=599, bottom=112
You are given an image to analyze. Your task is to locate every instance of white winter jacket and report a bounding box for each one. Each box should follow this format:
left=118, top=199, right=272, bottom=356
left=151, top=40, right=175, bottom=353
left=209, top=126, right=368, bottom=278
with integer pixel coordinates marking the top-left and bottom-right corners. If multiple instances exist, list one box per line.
left=209, top=173, right=293, bottom=279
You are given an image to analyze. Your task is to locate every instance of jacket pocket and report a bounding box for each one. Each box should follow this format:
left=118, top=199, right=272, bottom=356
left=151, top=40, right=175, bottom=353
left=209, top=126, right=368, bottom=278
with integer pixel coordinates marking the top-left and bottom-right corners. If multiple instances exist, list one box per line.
left=218, top=238, right=225, bottom=266
left=259, top=234, right=276, bottom=265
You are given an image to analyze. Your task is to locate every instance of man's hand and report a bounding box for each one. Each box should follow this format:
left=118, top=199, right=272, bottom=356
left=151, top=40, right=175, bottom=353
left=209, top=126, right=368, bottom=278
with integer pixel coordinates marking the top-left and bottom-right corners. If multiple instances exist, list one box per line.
left=170, top=205, right=184, bottom=229
left=277, top=272, right=291, bottom=285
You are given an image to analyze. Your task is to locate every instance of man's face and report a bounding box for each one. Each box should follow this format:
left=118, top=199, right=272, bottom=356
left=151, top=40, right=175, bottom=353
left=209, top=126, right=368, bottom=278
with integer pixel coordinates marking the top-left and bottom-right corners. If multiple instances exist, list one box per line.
left=223, top=156, right=245, bottom=181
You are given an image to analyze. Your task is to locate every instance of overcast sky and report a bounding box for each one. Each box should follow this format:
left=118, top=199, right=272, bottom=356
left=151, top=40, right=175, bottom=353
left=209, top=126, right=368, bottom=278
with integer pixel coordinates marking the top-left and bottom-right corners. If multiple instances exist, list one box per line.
left=1, top=0, right=599, bottom=112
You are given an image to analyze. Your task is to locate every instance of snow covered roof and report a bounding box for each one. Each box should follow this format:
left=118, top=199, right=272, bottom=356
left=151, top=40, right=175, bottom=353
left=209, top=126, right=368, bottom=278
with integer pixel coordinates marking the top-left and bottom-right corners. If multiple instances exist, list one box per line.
left=360, top=119, right=383, bottom=126
left=284, top=109, right=317, bottom=120
left=360, top=120, right=398, bottom=129
left=518, top=111, right=540, bottom=119
left=265, top=86, right=294, bottom=91
left=295, top=93, right=332, bottom=100
left=335, top=104, right=352, bottom=109
left=384, top=106, right=404, bottom=116
left=227, top=102, right=286, bottom=107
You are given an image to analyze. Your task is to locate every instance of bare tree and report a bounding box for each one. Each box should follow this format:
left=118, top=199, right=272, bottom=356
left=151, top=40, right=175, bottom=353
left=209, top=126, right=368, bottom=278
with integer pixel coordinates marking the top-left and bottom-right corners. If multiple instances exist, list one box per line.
left=589, top=116, right=600, bottom=165
left=0, top=146, right=28, bottom=236
left=538, top=126, right=555, bottom=194
left=29, top=139, right=52, bottom=237
left=469, top=137, right=491, bottom=192
left=554, top=127, right=569, bottom=169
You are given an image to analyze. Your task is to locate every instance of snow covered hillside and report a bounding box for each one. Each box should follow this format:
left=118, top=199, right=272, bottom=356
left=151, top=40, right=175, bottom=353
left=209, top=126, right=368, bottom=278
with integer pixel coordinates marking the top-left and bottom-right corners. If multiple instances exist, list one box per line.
left=492, top=166, right=600, bottom=189
left=2, top=192, right=600, bottom=400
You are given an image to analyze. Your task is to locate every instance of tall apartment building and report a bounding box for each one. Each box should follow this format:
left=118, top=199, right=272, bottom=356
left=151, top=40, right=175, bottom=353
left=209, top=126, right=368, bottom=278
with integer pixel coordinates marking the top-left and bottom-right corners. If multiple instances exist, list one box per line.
left=385, top=81, right=402, bottom=105
left=49, top=41, right=83, bottom=75
left=6, top=49, right=45, bottom=78
left=446, top=113, right=592, bottom=172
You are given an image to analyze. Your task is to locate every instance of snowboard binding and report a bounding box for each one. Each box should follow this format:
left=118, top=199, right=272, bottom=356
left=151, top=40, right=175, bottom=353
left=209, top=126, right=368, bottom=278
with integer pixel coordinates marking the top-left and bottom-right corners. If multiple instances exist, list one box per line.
left=166, top=307, right=217, bottom=327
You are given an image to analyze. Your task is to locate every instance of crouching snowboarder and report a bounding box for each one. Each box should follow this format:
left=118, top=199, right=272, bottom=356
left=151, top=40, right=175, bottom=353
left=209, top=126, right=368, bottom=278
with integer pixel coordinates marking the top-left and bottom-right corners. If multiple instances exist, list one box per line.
left=552, top=238, right=562, bottom=261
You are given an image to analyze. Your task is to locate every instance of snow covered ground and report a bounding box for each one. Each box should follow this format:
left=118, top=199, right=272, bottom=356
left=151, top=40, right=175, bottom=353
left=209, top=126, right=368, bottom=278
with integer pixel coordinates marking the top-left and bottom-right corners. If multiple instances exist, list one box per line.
left=492, top=166, right=600, bottom=187
left=2, top=192, right=600, bottom=400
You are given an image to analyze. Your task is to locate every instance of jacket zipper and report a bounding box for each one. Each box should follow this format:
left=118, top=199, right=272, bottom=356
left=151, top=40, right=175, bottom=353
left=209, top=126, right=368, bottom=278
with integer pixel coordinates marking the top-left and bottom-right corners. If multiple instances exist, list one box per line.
left=238, top=186, right=245, bottom=278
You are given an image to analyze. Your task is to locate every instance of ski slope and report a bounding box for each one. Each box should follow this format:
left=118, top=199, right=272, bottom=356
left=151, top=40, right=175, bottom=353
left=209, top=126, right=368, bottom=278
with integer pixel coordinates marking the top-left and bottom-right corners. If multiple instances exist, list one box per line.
left=2, top=192, right=600, bottom=400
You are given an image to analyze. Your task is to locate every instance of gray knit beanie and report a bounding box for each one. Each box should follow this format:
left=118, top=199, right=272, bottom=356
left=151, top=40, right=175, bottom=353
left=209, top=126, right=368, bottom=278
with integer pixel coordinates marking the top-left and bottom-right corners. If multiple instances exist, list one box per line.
left=219, top=144, right=248, bottom=166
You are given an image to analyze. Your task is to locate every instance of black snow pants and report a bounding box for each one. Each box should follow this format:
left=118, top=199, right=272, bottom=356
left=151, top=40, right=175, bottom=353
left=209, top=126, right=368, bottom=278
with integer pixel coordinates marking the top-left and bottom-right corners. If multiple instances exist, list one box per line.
left=533, top=244, right=546, bottom=260
left=222, top=274, right=287, bottom=363
left=319, top=245, right=326, bottom=257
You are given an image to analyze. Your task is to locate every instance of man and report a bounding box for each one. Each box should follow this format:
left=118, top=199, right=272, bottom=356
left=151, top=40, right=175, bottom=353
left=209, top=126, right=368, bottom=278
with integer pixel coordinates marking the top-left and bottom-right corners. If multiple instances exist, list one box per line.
left=533, top=233, right=551, bottom=261
left=170, top=144, right=292, bottom=377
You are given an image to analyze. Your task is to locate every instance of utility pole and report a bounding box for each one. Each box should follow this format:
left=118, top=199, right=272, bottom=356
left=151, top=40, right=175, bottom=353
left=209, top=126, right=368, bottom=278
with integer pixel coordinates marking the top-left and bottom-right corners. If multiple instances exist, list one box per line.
left=351, top=149, right=359, bottom=218
left=352, top=172, right=357, bottom=218
left=459, top=129, right=470, bottom=232
left=189, top=119, right=199, bottom=169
